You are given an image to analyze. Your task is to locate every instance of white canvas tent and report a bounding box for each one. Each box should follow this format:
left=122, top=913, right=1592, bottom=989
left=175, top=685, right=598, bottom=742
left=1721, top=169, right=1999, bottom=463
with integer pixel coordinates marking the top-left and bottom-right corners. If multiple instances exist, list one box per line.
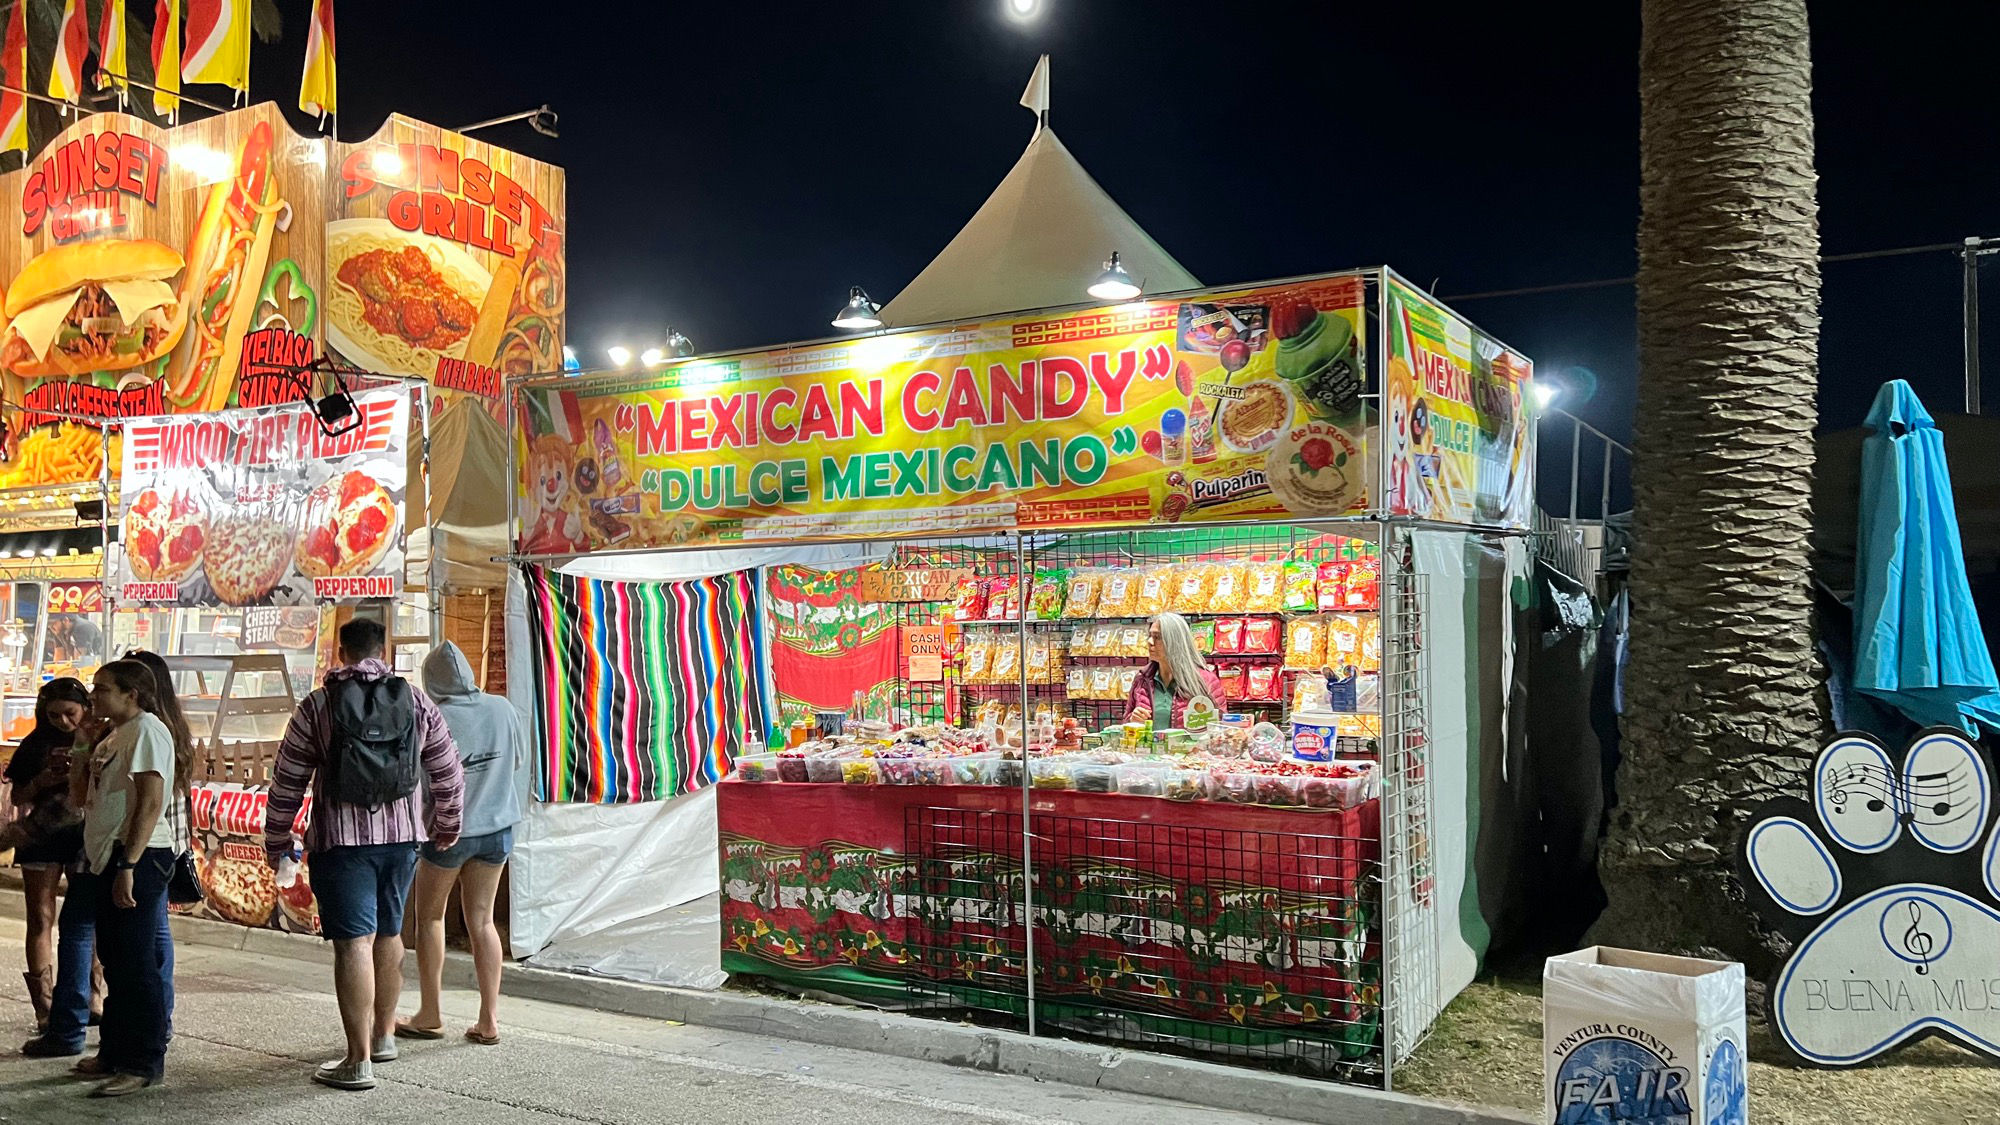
left=879, top=58, right=1198, bottom=327
left=406, top=399, right=510, bottom=594
left=505, top=58, right=1202, bottom=988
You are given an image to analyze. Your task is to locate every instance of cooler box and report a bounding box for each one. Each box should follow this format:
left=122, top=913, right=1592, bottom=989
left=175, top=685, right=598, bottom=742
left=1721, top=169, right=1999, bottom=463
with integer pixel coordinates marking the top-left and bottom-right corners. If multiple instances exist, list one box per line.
left=1543, top=947, right=1747, bottom=1125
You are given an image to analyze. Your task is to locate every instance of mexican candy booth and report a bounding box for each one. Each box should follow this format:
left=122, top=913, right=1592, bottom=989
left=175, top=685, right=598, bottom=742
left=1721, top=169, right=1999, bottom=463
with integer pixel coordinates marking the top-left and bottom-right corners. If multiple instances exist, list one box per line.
left=507, top=267, right=1538, bottom=1089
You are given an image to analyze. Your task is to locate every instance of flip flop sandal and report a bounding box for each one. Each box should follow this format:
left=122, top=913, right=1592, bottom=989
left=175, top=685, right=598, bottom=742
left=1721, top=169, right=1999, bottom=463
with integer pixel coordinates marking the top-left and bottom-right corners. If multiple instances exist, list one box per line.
left=463, top=1030, right=500, bottom=1046
left=394, top=1022, right=445, bottom=1040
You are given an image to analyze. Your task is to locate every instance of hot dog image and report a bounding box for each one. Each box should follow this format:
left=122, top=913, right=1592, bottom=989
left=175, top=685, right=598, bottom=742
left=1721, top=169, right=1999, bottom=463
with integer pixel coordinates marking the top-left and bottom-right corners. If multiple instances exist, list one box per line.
left=168, top=118, right=285, bottom=411
left=0, top=238, right=188, bottom=378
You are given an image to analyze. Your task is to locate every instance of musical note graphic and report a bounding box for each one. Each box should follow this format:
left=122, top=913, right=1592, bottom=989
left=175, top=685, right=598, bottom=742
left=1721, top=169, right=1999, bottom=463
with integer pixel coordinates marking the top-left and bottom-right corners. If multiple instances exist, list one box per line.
left=1879, top=896, right=1950, bottom=977
left=1821, top=762, right=1973, bottom=827
left=1902, top=902, right=1934, bottom=975
left=1822, top=762, right=1890, bottom=814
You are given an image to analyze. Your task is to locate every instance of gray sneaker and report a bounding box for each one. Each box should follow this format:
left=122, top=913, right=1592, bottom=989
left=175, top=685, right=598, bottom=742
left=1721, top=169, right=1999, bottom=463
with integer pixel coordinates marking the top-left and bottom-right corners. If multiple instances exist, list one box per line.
left=371, top=1036, right=398, bottom=1063
left=312, top=1059, right=376, bottom=1090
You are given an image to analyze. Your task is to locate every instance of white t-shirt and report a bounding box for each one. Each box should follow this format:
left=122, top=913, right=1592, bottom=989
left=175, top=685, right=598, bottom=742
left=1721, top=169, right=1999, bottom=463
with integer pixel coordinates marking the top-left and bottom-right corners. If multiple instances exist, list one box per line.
left=82, top=712, right=177, bottom=874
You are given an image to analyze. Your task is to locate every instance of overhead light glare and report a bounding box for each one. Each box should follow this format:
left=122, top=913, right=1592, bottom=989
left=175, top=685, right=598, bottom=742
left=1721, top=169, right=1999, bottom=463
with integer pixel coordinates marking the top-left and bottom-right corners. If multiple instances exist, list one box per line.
left=832, top=286, right=883, bottom=330
left=1087, top=251, right=1140, bottom=301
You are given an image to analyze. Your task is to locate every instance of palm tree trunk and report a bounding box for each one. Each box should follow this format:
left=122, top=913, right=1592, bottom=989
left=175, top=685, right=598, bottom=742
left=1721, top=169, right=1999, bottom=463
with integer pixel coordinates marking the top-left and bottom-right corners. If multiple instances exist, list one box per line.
left=1597, top=0, right=1824, bottom=969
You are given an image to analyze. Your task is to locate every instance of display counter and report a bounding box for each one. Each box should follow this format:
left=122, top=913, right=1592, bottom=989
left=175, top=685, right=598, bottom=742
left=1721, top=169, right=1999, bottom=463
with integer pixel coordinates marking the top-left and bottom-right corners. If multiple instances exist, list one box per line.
left=719, top=780, right=1380, bottom=1060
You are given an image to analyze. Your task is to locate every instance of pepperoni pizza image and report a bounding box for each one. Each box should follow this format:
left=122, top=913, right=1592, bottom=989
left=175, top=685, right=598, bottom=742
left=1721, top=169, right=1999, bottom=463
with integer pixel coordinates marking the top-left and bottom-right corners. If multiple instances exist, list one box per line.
left=297, top=469, right=398, bottom=578
left=277, top=861, right=319, bottom=934
left=123, top=486, right=210, bottom=583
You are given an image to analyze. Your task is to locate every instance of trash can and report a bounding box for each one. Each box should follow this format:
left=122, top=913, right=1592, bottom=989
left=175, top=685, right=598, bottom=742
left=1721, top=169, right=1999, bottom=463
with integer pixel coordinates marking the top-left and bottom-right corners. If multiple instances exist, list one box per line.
left=1543, top=947, right=1747, bottom=1125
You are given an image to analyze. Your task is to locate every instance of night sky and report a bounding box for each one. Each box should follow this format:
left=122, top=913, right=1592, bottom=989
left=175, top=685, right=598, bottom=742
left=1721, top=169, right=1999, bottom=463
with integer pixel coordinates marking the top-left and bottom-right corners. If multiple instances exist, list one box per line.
left=236, top=0, right=1999, bottom=510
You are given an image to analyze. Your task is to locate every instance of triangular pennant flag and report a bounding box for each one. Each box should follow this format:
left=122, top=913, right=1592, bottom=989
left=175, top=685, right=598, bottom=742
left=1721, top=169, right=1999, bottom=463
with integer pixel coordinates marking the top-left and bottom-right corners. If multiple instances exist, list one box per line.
left=98, top=0, right=131, bottom=93
left=48, top=0, right=90, bottom=102
left=184, top=0, right=250, bottom=96
left=298, top=0, right=335, bottom=120
left=0, top=2, right=28, bottom=153
left=1019, top=54, right=1050, bottom=125
left=152, top=0, right=182, bottom=117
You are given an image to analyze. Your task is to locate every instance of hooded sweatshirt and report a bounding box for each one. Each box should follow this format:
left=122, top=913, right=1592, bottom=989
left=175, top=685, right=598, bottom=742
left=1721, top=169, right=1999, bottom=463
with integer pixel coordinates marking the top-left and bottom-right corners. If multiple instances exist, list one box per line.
left=422, top=642, right=528, bottom=839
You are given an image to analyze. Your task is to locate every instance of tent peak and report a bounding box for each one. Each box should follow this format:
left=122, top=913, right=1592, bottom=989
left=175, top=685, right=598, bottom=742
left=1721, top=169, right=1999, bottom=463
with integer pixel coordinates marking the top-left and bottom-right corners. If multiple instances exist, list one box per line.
left=878, top=113, right=1197, bottom=328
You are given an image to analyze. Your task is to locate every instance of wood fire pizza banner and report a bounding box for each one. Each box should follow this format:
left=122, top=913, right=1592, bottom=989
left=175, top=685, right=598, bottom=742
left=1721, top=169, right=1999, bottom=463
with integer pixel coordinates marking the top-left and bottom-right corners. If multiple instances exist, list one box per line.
left=181, top=781, right=320, bottom=935
left=114, top=387, right=410, bottom=607
left=0, top=104, right=565, bottom=489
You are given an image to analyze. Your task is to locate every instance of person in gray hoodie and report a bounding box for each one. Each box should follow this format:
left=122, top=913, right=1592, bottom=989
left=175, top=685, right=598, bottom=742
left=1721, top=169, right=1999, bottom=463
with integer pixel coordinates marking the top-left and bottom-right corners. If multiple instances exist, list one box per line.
left=395, top=643, right=528, bottom=1047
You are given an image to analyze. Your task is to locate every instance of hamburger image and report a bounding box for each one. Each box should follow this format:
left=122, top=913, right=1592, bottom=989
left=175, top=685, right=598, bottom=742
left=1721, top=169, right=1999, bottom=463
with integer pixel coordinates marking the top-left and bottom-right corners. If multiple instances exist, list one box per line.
left=1, top=239, right=188, bottom=377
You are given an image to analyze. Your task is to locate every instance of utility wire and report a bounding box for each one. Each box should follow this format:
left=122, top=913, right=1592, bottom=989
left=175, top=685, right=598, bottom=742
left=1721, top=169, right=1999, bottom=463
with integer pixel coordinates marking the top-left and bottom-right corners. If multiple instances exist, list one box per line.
left=1443, top=239, right=1992, bottom=302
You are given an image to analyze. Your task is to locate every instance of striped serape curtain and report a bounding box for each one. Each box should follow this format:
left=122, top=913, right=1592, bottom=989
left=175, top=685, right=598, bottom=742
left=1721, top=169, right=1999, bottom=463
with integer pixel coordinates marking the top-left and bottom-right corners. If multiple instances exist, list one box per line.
left=523, top=565, right=767, bottom=803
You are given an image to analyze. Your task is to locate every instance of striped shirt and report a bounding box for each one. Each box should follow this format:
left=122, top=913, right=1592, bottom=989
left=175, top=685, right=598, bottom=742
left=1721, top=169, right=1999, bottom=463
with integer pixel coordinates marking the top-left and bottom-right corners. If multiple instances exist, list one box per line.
left=263, top=659, right=464, bottom=860
left=164, top=784, right=191, bottom=853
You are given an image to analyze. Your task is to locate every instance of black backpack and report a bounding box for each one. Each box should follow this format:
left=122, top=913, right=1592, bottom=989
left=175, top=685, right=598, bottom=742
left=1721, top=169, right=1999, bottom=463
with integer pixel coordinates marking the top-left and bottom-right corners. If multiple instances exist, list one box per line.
left=323, top=676, right=420, bottom=807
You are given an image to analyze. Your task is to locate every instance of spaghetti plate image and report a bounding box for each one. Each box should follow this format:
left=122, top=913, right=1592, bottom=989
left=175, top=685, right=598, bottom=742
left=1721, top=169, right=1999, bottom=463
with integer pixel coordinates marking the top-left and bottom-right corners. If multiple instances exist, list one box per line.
left=324, top=218, right=492, bottom=376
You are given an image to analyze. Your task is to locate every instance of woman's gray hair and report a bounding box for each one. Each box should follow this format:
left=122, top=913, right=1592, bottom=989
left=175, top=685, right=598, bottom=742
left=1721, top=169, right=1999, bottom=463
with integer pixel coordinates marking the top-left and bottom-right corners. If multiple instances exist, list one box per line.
left=1151, top=612, right=1210, bottom=699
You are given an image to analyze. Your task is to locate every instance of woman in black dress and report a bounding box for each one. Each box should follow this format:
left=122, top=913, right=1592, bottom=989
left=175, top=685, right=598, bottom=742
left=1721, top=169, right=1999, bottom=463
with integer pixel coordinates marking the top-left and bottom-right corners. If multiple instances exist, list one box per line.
left=4, top=678, right=91, bottom=1034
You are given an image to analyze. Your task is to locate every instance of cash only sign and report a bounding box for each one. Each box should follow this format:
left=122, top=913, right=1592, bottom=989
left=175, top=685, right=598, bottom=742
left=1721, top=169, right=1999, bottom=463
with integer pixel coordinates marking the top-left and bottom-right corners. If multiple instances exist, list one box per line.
left=516, top=276, right=1383, bottom=554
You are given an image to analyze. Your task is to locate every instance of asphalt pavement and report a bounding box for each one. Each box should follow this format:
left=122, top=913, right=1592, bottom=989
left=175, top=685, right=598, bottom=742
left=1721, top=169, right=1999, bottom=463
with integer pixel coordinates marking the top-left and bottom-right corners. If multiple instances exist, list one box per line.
left=0, top=913, right=1307, bottom=1124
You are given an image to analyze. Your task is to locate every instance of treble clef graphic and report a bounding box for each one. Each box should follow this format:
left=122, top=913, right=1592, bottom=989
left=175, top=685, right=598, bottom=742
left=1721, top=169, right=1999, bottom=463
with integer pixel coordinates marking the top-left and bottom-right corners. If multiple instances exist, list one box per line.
left=1902, top=901, right=1936, bottom=975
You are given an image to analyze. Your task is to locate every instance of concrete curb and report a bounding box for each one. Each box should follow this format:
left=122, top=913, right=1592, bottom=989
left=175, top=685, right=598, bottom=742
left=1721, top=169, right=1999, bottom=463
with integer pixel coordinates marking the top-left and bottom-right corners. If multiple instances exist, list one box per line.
left=495, top=964, right=1531, bottom=1125
left=0, top=882, right=1529, bottom=1125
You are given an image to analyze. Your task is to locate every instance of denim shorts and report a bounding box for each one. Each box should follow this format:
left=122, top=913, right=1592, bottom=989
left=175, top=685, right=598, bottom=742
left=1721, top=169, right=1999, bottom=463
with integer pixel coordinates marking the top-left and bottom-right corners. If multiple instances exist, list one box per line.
left=309, top=843, right=420, bottom=941
left=421, top=828, right=513, bottom=870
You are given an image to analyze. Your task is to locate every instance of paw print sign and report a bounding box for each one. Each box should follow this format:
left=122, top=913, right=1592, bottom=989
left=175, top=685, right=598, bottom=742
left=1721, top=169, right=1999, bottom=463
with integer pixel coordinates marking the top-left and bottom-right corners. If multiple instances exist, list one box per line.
left=1739, top=728, right=2000, bottom=1066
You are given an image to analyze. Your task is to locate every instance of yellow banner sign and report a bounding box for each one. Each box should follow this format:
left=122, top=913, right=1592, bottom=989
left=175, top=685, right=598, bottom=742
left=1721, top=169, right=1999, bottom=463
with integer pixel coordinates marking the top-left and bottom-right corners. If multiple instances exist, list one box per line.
left=1384, top=276, right=1534, bottom=529
left=516, top=276, right=1372, bottom=553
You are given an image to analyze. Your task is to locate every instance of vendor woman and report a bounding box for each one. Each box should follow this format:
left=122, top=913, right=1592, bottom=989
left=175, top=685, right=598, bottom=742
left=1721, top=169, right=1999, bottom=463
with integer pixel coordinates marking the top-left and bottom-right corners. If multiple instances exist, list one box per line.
left=1124, top=613, right=1225, bottom=729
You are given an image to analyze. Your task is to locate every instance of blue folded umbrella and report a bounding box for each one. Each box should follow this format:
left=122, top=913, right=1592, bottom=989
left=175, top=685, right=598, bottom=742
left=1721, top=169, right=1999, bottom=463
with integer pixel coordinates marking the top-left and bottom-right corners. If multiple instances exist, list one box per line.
left=1852, top=380, right=2000, bottom=733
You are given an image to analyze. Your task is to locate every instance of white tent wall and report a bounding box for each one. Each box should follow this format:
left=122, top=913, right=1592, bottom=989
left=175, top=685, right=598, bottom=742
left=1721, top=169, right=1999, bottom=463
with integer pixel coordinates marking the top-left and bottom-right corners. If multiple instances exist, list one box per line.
left=504, top=541, right=891, bottom=987
left=407, top=400, right=512, bottom=594
left=1401, top=529, right=1527, bottom=1036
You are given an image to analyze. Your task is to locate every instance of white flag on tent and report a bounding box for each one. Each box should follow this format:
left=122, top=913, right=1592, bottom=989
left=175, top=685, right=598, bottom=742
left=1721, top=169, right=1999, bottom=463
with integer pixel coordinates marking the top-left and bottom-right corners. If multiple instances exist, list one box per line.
left=1019, top=54, right=1049, bottom=120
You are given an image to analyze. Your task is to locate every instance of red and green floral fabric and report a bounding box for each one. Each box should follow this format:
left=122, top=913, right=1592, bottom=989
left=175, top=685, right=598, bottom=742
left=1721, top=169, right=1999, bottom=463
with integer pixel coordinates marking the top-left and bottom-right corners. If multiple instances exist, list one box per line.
left=719, top=783, right=1379, bottom=1056
left=765, top=564, right=900, bottom=730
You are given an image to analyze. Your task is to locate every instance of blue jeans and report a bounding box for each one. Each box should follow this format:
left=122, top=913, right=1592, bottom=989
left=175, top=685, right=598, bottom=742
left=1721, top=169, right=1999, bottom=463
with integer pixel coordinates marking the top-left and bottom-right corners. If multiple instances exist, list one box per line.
left=94, top=849, right=176, bottom=1081
left=46, top=869, right=174, bottom=1051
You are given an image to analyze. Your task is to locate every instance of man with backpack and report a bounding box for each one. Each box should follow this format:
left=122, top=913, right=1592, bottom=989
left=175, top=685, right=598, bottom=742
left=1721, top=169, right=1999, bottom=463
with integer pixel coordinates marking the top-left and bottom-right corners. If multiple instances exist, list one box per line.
left=263, top=619, right=464, bottom=1091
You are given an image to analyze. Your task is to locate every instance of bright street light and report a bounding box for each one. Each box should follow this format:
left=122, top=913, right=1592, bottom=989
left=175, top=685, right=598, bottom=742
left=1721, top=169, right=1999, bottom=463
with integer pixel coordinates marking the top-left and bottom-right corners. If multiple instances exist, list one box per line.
left=1531, top=380, right=1560, bottom=412
left=640, top=347, right=666, bottom=367
left=1006, top=0, right=1041, bottom=19
left=606, top=345, right=633, bottom=367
